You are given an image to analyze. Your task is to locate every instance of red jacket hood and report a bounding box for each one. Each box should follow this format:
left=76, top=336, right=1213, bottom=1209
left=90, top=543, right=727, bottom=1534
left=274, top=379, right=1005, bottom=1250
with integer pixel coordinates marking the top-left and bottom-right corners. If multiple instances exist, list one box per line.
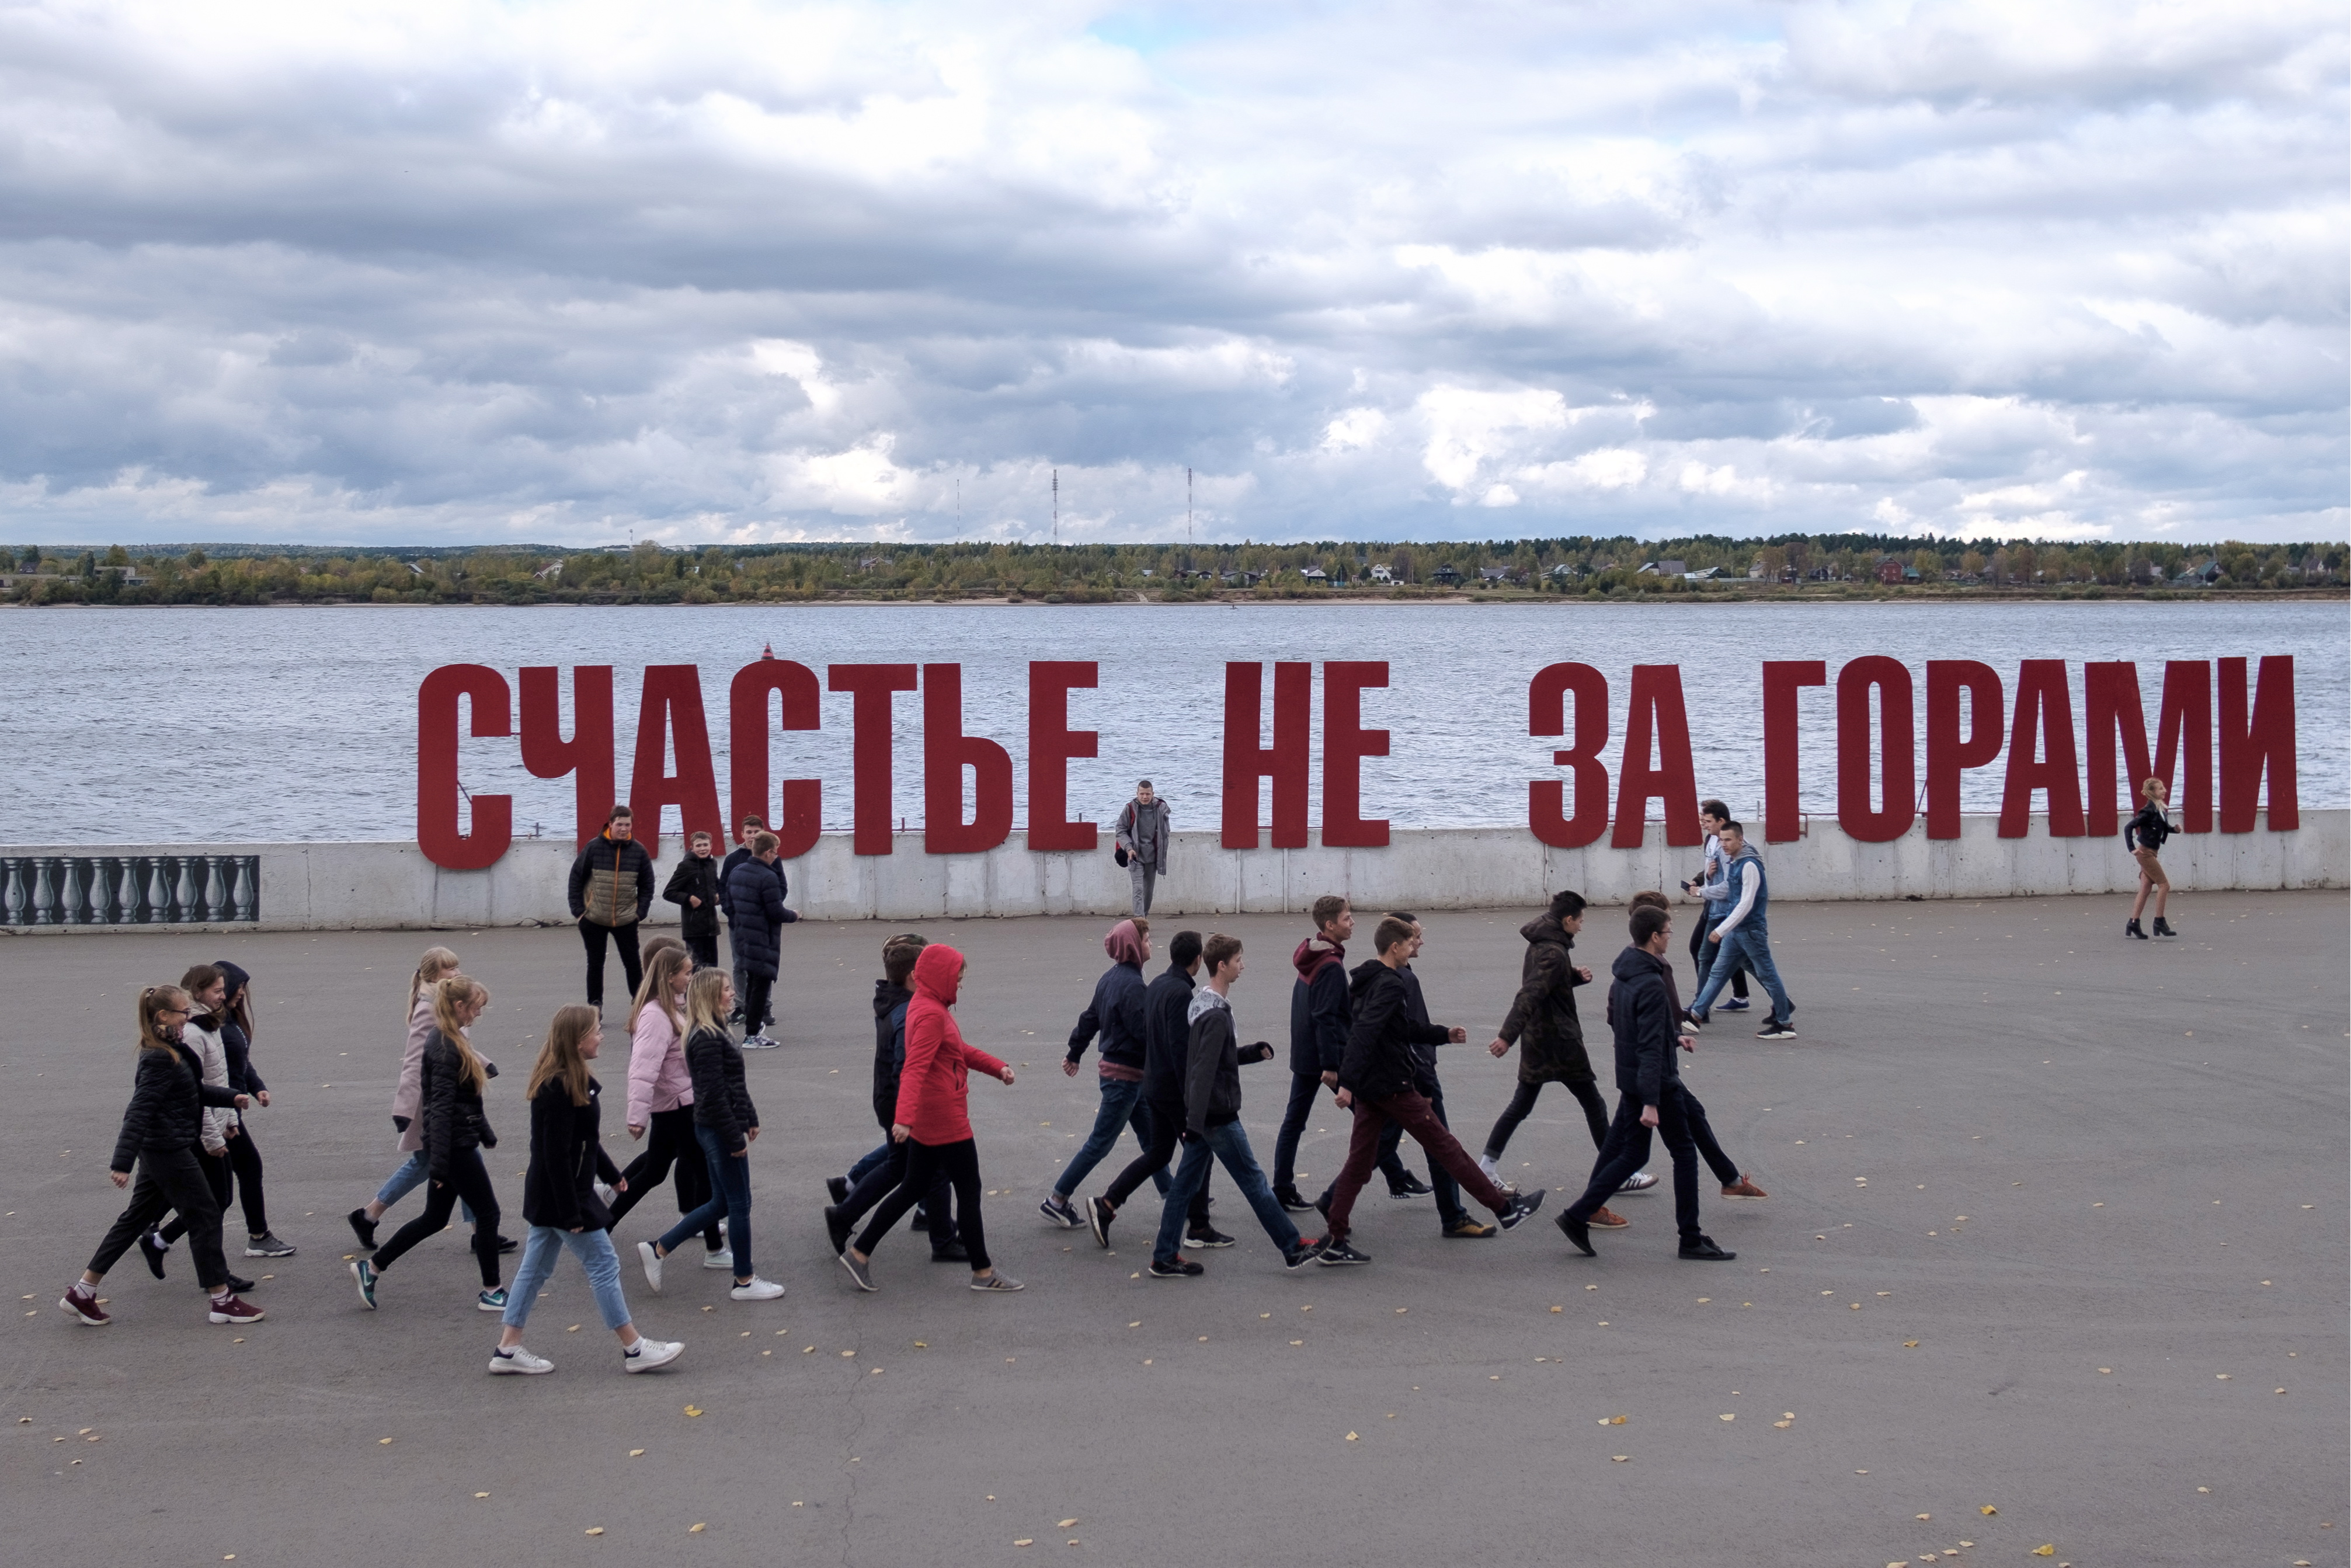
left=913, top=943, right=964, bottom=1006
left=1292, top=934, right=1345, bottom=983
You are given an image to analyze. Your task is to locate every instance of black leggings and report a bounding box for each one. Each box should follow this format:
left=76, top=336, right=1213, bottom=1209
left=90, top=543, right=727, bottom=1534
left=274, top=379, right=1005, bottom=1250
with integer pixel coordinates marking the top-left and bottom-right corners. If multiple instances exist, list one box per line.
left=160, top=1129, right=267, bottom=1242
left=1101, top=1098, right=1212, bottom=1223
left=607, top=1105, right=721, bottom=1249
left=1484, top=1077, right=1609, bottom=1159
left=370, top=1145, right=503, bottom=1286
left=89, top=1145, right=229, bottom=1291
left=857, top=1138, right=989, bottom=1270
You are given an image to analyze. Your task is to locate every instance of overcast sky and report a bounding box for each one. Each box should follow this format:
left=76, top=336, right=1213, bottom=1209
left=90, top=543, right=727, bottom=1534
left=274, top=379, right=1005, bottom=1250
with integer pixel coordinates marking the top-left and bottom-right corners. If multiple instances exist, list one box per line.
left=0, top=1, right=2341, bottom=548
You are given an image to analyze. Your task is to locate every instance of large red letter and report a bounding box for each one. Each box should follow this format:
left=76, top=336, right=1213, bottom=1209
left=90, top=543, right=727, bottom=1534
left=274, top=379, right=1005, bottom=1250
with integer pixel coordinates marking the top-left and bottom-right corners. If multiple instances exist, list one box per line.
left=628, top=666, right=723, bottom=858
left=1762, top=660, right=1827, bottom=843
left=923, top=664, right=1015, bottom=854
left=1528, top=663, right=1609, bottom=849
left=827, top=663, right=919, bottom=856
left=1835, top=656, right=1915, bottom=843
left=416, top=665, right=512, bottom=870
left=728, top=659, right=822, bottom=858
left=1027, top=661, right=1099, bottom=851
left=2219, top=655, right=2297, bottom=832
left=1612, top=665, right=1700, bottom=850
left=1999, top=660, right=2085, bottom=838
left=2082, top=663, right=2154, bottom=839
left=520, top=665, right=615, bottom=849
left=2154, top=660, right=2214, bottom=833
left=1221, top=662, right=1311, bottom=849
left=1925, top=660, right=2002, bottom=839
left=1321, top=661, right=1390, bottom=848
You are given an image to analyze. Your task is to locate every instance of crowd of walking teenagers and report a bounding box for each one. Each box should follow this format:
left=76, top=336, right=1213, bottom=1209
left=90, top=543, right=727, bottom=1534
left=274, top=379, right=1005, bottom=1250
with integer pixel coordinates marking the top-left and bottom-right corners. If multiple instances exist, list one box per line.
left=63, top=802, right=1834, bottom=1363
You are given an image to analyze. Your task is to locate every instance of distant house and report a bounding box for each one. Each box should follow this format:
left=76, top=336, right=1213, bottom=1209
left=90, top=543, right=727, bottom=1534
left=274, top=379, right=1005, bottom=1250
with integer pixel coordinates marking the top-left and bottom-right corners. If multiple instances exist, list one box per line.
left=407, top=562, right=427, bottom=576
left=1479, top=565, right=1510, bottom=583
left=1431, top=564, right=1463, bottom=586
left=1747, top=559, right=1769, bottom=579
left=2172, top=561, right=2220, bottom=587
left=534, top=561, right=564, bottom=580
left=1876, top=559, right=1906, bottom=585
left=1638, top=559, right=1687, bottom=577
left=1548, top=563, right=1577, bottom=580
left=1299, top=566, right=1327, bottom=583
left=1683, top=566, right=1721, bottom=582
left=1369, top=564, right=1393, bottom=583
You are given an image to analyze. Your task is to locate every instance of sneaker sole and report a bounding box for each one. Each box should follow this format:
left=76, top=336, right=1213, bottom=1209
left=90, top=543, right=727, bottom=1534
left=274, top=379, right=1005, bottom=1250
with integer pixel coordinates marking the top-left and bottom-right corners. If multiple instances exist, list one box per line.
left=1087, top=1207, right=1112, bottom=1249
left=1039, top=1204, right=1078, bottom=1228
left=1184, top=1235, right=1237, bottom=1249
left=624, top=1346, right=683, bottom=1373
left=1720, top=1191, right=1767, bottom=1200
left=58, top=1299, right=109, bottom=1326
left=488, top=1358, right=552, bottom=1375
left=478, top=1298, right=509, bottom=1312
left=209, top=1306, right=266, bottom=1324
left=243, top=1248, right=295, bottom=1258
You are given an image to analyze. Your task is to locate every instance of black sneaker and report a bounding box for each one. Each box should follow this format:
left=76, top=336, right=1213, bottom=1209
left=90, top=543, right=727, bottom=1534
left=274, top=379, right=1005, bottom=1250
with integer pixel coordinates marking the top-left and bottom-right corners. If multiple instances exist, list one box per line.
left=928, top=1242, right=970, bottom=1263
left=138, top=1229, right=168, bottom=1280
left=1679, top=1235, right=1737, bottom=1261
left=225, top=1273, right=256, bottom=1293
left=826, top=1176, right=850, bottom=1205
left=1497, top=1189, right=1547, bottom=1230
left=824, top=1205, right=853, bottom=1257
left=1184, top=1227, right=1236, bottom=1249
left=1086, top=1196, right=1115, bottom=1250
left=910, top=1206, right=930, bottom=1233
left=1754, top=1023, right=1798, bottom=1040
left=1388, top=1173, right=1434, bottom=1198
left=1273, top=1184, right=1316, bottom=1212
left=1284, top=1237, right=1327, bottom=1269
left=1316, top=1239, right=1372, bottom=1266
left=1556, top=1212, right=1595, bottom=1256
left=1038, top=1195, right=1080, bottom=1229
left=347, top=1208, right=378, bottom=1251
left=1147, top=1256, right=1204, bottom=1278
left=495, top=1235, right=520, bottom=1256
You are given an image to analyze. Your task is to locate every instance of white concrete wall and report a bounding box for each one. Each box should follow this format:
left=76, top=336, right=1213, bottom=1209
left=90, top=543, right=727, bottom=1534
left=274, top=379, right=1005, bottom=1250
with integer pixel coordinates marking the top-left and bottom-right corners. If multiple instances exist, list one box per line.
left=2, top=811, right=2342, bottom=932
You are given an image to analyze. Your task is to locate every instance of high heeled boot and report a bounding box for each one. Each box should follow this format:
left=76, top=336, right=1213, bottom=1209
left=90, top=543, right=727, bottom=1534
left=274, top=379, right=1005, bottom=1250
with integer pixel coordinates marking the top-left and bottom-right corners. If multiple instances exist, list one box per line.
left=2151, top=916, right=2177, bottom=937
left=2125, top=919, right=2148, bottom=940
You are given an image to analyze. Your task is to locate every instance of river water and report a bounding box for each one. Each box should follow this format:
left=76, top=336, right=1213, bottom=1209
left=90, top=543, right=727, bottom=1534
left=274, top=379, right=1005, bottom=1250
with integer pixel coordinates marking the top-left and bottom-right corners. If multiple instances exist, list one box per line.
left=6, top=600, right=2339, bottom=844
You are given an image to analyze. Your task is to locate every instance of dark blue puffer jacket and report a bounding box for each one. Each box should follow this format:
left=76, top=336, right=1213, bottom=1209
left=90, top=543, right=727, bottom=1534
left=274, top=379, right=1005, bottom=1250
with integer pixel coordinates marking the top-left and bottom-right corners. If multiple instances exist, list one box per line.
left=724, top=856, right=797, bottom=978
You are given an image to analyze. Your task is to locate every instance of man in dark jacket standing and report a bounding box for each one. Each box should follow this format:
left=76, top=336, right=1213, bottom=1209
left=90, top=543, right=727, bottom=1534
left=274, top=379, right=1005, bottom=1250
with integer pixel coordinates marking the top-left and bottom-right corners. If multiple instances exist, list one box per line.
left=1318, top=919, right=1544, bottom=1265
left=1556, top=905, right=1736, bottom=1262
left=569, top=805, right=656, bottom=1011
left=1087, top=931, right=1216, bottom=1250
left=723, top=833, right=797, bottom=1049
left=661, top=830, right=724, bottom=971
left=720, top=814, right=785, bottom=1027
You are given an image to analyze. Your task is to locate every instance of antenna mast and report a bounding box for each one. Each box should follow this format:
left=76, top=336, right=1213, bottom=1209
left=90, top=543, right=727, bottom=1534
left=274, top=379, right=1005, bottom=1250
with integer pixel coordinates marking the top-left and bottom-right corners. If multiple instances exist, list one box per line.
left=1052, top=469, right=1058, bottom=544
left=1187, top=467, right=1193, bottom=546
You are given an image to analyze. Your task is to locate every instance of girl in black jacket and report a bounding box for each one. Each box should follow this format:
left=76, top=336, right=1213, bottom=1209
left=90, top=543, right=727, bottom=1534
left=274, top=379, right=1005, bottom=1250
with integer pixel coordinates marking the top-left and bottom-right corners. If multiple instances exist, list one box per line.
left=214, top=961, right=293, bottom=1256
left=2124, top=776, right=2179, bottom=938
left=488, top=1006, right=683, bottom=1375
left=61, top=986, right=265, bottom=1327
left=637, top=969, right=784, bottom=1302
left=353, top=978, right=509, bottom=1312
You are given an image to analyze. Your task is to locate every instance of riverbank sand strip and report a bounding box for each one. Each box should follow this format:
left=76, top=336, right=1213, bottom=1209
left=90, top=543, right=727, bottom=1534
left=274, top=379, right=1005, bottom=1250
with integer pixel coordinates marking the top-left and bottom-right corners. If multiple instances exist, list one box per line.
left=5, top=891, right=2342, bottom=1565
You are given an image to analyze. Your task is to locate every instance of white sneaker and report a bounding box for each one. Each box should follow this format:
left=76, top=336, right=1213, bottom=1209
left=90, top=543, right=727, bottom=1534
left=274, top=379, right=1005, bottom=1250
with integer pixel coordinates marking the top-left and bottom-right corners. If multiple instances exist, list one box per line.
left=729, top=1276, right=785, bottom=1302
left=702, top=1247, right=735, bottom=1270
left=489, top=1344, right=554, bottom=1375
left=1618, top=1170, right=1661, bottom=1194
left=637, top=1240, right=663, bottom=1294
left=622, top=1338, right=685, bottom=1373
left=1476, top=1154, right=1501, bottom=1184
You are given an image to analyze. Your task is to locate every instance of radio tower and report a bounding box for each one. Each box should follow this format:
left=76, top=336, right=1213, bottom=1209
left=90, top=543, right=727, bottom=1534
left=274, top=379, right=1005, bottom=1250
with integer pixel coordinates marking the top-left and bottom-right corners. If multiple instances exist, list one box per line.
left=1052, top=469, right=1059, bottom=544
left=1187, top=466, right=1193, bottom=545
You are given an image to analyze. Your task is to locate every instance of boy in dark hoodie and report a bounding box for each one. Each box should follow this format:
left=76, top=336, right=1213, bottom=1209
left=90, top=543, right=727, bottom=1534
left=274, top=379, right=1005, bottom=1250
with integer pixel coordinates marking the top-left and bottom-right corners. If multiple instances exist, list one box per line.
left=1274, top=897, right=1423, bottom=1210
left=1040, top=919, right=1161, bottom=1229
left=1318, top=919, right=1546, bottom=1265
left=825, top=936, right=963, bottom=1262
left=1087, top=931, right=1217, bottom=1251
left=1556, top=905, right=1737, bottom=1261
left=660, top=830, right=725, bottom=971
left=1146, top=935, right=1325, bottom=1277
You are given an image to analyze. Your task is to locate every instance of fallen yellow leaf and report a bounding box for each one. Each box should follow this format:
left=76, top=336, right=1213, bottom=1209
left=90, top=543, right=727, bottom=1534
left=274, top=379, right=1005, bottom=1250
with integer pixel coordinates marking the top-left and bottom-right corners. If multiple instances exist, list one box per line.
left=1014, top=1539, right=1034, bottom=1548
left=1058, top=1520, right=1079, bottom=1529
left=1981, top=1506, right=1998, bottom=1515
left=378, top=1438, right=394, bottom=1446
left=688, top=1524, right=706, bottom=1534
left=1345, top=1432, right=1358, bottom=1441
left=2033, top=1548, right=2054, bottom=1558
left=683, top=1406, right=704, bottom=1417
left=1611, top=1455, right=1627, bottom=1462
left=585, top=1527, right=604, bottom=1536
left=1719, top=1413, right=1736, bottom=1421
left=1917, top=1514, right=1931, bottom=1520
left=628, top=1449, right=645, bottom=1457
left=1904, top=1341, right=1920, bottom=1348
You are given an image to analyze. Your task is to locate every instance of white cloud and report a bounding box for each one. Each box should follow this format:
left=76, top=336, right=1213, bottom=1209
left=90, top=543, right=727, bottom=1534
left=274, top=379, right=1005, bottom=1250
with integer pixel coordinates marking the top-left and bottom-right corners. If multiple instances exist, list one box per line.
left=0, top=0, right=2338, bottom=545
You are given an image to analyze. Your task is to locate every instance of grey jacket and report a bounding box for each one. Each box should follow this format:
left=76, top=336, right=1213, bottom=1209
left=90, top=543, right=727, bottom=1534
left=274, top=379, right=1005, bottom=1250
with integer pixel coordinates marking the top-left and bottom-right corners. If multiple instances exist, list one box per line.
left=1116, top=797, right=1170, bottom=872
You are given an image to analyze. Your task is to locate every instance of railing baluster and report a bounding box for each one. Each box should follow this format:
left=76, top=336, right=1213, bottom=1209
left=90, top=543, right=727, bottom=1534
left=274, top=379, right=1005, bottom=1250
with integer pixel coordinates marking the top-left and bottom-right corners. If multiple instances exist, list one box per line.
left=96, top=857, right=124, bottom=924
left=232, top=857, right=260, bottom=922
left=62, top=859, right=92, bottom=924
left=33, top=857, right=62, bottom=924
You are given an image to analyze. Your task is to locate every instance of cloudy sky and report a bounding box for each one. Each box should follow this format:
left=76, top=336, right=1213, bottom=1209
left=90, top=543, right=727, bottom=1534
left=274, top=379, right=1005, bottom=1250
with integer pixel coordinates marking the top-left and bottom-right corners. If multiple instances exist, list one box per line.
left=0, top=1, right=2341, bottom=547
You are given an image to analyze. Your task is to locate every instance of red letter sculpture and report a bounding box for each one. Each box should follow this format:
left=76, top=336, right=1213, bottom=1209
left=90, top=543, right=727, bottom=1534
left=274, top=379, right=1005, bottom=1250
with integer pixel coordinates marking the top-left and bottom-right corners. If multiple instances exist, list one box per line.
left=520, top=665, right=616, bottom=849
left=1998, top=660, right=2085, bottom=838
left=1762, top=660, right=1828, bottom=843
left=628, top=666, right=724, bottom=858
left=1835, top=656, right=1916, bottom=843
left=416, top=664, right=512, bottom=870
left=728, top=659, right=823, bottom=858
left=1611, top=664, right=1700, bottom=849
left=1321, top=661, right=1390, bottom=848
left=1528, top=663, right=1609, bottom=850
left=2082, top=662, right=2155, bottom=839
left=1027, top=662, right=1100, bottom=851
left=922, top=663, right=1015, bottom=854
left=827, top=663, right=919, bottom=856
left=1221, top=662, right=1311, bottom=849
left=1924, top=660, right=2002, bottom=839
left=2218, top=655, right=2297, bottom=832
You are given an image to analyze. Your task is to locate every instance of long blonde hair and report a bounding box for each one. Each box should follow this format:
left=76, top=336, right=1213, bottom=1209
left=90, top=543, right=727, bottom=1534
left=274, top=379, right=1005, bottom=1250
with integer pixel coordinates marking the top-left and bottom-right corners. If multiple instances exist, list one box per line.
left=408, top=945, right=461, bottom=1018
left=432, top=975, right=491, bottom=1093
left=137, top=985, right=189, bottom=1055
left=683, top=968, right=733, bottom=1039
left=526, top=1004, right=600, bottom=1108
left=630, top=945, right=693, bottom=1037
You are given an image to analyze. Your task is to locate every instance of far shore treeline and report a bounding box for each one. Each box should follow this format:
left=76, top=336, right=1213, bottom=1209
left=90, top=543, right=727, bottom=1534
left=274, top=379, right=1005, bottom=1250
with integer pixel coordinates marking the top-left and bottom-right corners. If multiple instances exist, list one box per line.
left=0, top=534, right=2340, bottom=607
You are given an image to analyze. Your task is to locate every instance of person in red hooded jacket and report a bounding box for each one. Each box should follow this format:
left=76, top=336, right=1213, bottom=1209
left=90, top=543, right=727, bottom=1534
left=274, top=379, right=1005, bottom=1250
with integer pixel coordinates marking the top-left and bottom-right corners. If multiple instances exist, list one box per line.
left=837, top=944, right=1024, bottom=1294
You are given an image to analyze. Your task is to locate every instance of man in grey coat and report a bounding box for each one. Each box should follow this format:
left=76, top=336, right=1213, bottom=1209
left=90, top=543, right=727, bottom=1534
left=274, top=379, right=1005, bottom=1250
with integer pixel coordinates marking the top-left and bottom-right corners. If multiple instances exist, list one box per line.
left=1115, top=780, right=1170, bottom=917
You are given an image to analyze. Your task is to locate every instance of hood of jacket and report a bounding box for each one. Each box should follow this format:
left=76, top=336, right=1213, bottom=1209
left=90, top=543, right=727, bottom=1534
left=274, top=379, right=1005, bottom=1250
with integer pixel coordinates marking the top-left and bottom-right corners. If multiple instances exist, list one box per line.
left=1293, top=934, right=1345, bottom=985
left=214, top=959, right=252, bottom=1005
left=1347, top=956, right=1390, bottom=1004
left=1612, top=944, right=1672, bottom=988
left=1103, top=919, right=1148, bottom=968
left=913, top=943, right=963, bottom=1006
left=1521, top=915, right=1573, bottom=951
left=872, top=978, right=912, bottom=1020
left=1187, top=983, right=1231, bottom=1025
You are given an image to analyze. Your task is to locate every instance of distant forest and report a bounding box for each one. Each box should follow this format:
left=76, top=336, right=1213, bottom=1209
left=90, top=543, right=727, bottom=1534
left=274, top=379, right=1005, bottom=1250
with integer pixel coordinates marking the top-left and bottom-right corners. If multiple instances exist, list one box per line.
left=0, top=534, right=2339, bottom=606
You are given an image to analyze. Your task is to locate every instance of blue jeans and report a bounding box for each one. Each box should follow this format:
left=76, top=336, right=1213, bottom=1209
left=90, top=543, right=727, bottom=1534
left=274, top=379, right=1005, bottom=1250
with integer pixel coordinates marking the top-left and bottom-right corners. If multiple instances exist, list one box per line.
left=847, top=1139, right=891, bottom=1185
left=376, top=1148, right=477, bottom=1225
left=658, top=1125, right=752, bottom=1278
left=1052, top=1075, right=1152, bottom=1200
left=502, top=1225, right=631, bottom=1333
left=1154, top=1120, right=1302, bottom=1265
left=1690, top=921, right=1793, bottom=1026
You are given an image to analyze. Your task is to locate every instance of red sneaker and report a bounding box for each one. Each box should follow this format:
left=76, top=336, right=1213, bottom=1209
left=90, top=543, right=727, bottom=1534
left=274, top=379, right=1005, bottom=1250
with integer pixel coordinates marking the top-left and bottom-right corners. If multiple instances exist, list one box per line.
left=207, top=1294, right=265, bottom=1324
left=59, top=1288, right=109, bottom=1327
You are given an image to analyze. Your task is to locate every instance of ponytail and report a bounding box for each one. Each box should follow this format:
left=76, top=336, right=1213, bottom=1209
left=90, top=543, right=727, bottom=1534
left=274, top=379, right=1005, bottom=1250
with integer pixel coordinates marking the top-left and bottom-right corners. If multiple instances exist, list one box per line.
left=431, top=976, right=491, bottom=1094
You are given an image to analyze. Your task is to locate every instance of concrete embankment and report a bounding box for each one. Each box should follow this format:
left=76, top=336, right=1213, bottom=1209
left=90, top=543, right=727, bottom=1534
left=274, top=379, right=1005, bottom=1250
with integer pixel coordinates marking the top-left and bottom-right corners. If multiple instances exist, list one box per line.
left=2, top=810, right=2340, bottom=931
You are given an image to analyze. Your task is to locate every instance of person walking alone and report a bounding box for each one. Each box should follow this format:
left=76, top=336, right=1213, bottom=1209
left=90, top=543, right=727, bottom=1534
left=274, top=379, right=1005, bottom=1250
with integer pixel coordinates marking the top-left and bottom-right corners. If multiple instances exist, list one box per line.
left=488, top=1004, right=684, bottom=1376
left=1115, top=780, right=1170, bottom=917
left=352, top=977, right=509, bottom=1313
left=604, top=946, right=726, bottom=1269
left=569, top=804, right=655, bottom=1013
left=837, top=943, right=1023, bottom=1294
left=722, top=831, right=798, bottom=1048
left=2125, top=777, right=2179, bottom=939
left=662, top=829, right=725, bottom=971
left=60, top=985, right=265, bottom=1327
left=1685, top=821, right=1797, bottom=1040
left=635, top=969, right=785, bottom=1302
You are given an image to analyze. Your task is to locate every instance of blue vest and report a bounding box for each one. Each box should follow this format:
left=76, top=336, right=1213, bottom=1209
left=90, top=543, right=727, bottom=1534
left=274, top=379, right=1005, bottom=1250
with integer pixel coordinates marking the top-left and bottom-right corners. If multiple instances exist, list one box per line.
left=1726, top=849, right=1769, bottom=926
